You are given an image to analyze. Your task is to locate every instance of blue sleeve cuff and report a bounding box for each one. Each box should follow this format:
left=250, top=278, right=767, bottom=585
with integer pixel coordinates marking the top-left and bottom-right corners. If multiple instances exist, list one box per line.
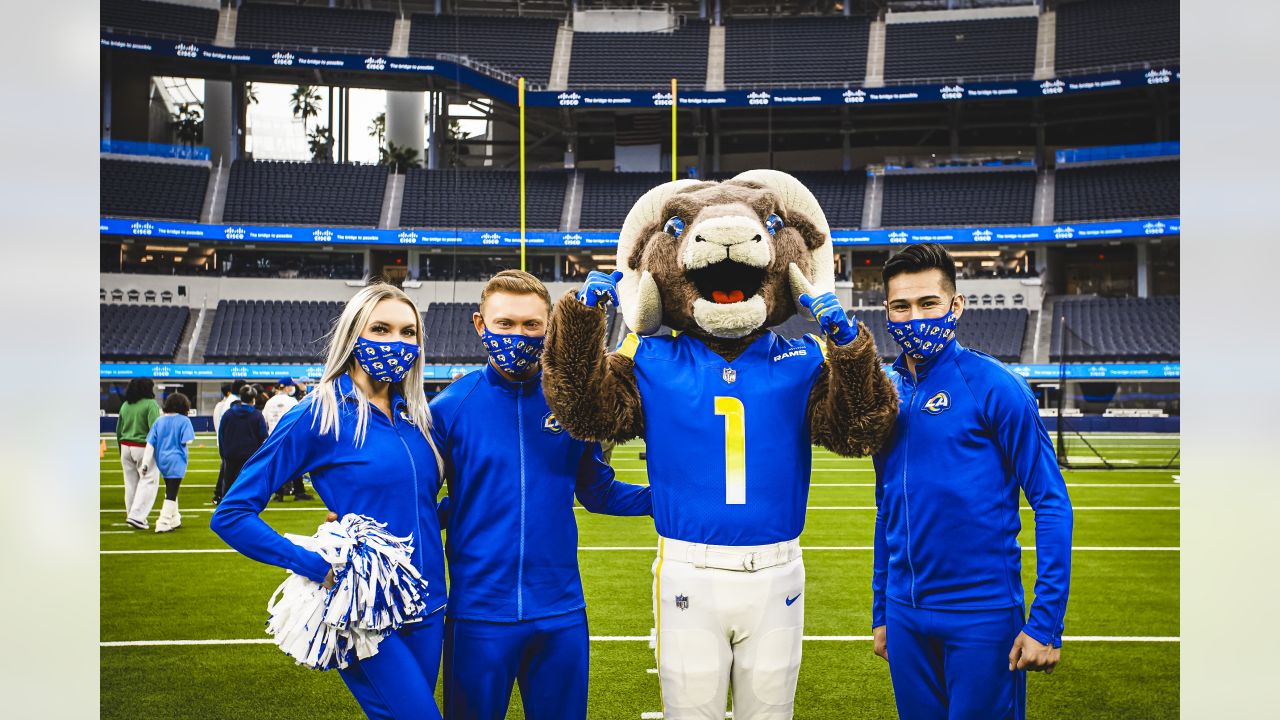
left=1020, top=622, right=1061, bottom=649
left=298, top=551, right=332, bottom=584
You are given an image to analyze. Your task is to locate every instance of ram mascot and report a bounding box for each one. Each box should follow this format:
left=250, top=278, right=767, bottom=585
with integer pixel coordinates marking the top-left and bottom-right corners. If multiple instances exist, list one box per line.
left=542, top=170, right=898, bottom=720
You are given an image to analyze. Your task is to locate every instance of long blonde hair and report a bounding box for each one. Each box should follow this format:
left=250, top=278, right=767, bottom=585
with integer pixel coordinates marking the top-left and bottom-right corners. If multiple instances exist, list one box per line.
left=309, top=283, right=443, bottom=475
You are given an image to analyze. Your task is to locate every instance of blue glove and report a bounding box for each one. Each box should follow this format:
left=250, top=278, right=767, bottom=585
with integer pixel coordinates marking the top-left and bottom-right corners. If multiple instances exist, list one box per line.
left=799, top=291, right=858, bottom=346
left=578, top=270, right=624, bottom=308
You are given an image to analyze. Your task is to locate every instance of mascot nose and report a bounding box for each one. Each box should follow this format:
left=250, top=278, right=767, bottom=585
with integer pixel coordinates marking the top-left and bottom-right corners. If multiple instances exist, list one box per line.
left=694, top=233, right=762, bottom=245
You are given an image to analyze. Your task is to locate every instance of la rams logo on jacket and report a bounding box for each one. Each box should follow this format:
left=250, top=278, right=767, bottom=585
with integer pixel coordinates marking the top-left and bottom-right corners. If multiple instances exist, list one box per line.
left=542, top=411, right=563, bottom=434
left=922, top=390, right=951, bottom=415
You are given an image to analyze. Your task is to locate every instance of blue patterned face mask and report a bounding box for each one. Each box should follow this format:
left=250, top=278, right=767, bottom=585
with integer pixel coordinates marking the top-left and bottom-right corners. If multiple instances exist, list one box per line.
left=352, top=337, right=420, bottom=383
left=481, top=328, right=544, bottom=376
left=886, top=302, right=958, bottom=362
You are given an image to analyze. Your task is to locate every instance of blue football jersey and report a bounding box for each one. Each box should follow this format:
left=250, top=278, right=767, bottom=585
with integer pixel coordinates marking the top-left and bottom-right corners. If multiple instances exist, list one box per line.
left=620, top=330, right=827, bottom=545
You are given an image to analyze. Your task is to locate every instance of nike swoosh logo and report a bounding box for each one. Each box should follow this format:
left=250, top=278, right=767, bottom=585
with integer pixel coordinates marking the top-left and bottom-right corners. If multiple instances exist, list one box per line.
left=786, top=593, right=802, bottom=606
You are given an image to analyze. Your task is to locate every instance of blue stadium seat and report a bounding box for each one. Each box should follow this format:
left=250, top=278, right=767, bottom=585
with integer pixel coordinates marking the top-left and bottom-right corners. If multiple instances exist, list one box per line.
left=101, top=158, right=209, bottom=221
left=235, top=3, right=395, bottom=54
left=884, top=17, right=1038, bottom=82
left=100, top=0, right=219, bottom=42
left=1050, top=296, right=1179, bottom=362
left=1054, top=160, right=1179, bottom=222
left=881, top=169, right=1036, bottom=227
left=569, top=21, right=709, bottom=88
left=401, top=169, right=566, bottom=230
left=223, top=161, right=387, bottom=226
left=101, top=304, right=189, bottom=361
left=408, top=15, right=559, bottom=85
left=1055, top=0, right=1179, bottom=72
left=723, top=16, right=869, bottom=86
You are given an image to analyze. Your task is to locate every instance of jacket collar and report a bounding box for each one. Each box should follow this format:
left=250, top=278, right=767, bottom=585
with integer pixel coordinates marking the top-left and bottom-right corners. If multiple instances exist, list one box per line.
left=335, top=373, right=408, bottom=415
left=483, top=361, right=542, bottom=396
left=892, top=338, right=963, bottom=385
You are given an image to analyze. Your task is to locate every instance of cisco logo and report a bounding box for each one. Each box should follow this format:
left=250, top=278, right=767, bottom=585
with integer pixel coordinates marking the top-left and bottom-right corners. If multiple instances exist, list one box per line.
left=151, top=365, right=171, bottom=378
left=1053, top=226, right=1075, bottom=239
left=557, top=92, right=581, bottom=107
left=1143, top=221, right=1167, bottom=235
left=175, top=43, right=199, bottom=58
left=398, top=231, right=419, bottom=244
left=481, top=233, right=502, bottom=245
left=888, top=231, right=909, bottom=244
left=130, top=222, right=154, bottom=236
left=1145, top=68, right=1173, bottom=85
left=561, top=233, right=583, bottom=246
left=1039, top=79, right=1065, bottom=95
left=940, top=85, right=965, bottom=100
left=224, top=226, right=246, bottom=240
left=971, top=229, right=993, bottom=242
left=271, top=52, right=295, bottom=66
left=843, top=89, right=866, bottom=104
left=747, top=91, right=770, bottom=106
left=652, top=92, right=674, bottom=107
left=229, top=366, right=250, bottom=378
left=364, top=56, right=387, bottom=71
left=312, top=229, right=334, bottom=242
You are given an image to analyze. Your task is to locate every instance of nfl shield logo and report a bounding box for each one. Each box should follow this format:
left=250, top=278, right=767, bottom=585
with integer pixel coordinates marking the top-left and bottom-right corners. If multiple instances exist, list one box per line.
left=722, top=368, right=736, bottom=384
left=675, top=594, right=689, bottom=610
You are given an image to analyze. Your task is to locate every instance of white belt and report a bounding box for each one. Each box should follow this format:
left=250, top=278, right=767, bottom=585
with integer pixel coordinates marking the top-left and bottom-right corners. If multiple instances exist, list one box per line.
left=659, top=537, right=801, bottom=573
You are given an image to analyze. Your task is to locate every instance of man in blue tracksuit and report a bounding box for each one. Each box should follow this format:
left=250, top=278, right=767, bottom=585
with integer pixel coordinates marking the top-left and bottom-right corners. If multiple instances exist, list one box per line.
left=871, top=244, right=1074, bottom=720
left=429, top=270, right=653, bottom=720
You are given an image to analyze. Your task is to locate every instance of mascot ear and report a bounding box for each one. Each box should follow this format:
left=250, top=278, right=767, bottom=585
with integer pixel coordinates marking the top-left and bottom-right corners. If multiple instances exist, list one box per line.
left=729, top=169, right=836, bottom=313
left=616, top=179, right=703, bottom=336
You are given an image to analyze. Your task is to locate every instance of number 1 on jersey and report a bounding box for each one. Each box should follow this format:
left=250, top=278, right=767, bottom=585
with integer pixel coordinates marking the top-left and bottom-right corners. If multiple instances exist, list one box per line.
left=714, top=396, right=746, bottom=505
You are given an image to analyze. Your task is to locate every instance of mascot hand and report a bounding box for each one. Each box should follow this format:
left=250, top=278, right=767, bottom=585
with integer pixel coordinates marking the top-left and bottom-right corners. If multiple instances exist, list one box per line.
left=800, top=291, right=859, bottom=346
left=578, top=270, right=624, bottom=308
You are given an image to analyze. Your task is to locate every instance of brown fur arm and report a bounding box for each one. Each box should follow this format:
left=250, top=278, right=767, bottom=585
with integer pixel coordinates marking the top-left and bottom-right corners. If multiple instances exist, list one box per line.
left=541, top=291, right=644, bottom=444
left=808, top=321, right=899, bottom=457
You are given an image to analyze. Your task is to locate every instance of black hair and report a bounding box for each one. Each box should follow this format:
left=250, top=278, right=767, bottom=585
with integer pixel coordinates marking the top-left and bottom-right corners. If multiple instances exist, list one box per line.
left=882, top=243, right=957, bottom=295
left=163, top=392, right=191, bottom=415
left=231, top=379, right=248, bottom=393
left=220, top=383, right=234, bottom=396
left=238, top=385, right=258, bottom=405
left=124, top=378, right=155, bottom=404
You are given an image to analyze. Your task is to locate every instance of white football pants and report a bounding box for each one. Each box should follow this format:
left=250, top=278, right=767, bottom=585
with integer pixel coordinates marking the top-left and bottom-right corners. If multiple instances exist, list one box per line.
left=651, top=537, right=805, bottom=720
left=120, top=445, right=159, bottom=526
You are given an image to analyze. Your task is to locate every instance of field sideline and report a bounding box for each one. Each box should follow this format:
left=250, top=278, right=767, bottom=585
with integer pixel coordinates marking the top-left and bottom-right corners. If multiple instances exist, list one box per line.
left=100, top=434, right=1179, bottom=719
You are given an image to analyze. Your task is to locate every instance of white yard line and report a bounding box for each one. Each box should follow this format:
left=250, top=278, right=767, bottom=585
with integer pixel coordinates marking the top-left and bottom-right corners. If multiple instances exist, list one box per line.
left=103, top=545, right=1178, bottom=555
left=102, top=634, right=1178, bottom=648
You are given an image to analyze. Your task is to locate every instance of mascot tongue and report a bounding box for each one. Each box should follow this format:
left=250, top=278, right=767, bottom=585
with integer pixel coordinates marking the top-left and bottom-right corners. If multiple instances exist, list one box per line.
left=711, top=289, right=746, bottom=304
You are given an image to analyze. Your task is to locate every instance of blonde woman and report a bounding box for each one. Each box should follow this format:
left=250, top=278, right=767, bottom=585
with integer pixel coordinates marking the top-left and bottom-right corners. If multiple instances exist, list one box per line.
left=211, top=283, right=447, bottom=720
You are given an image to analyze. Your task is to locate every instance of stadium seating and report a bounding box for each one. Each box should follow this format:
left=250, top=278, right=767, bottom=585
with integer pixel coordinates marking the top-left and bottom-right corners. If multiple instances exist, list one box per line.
left=1053, top=160, right=1179, bottom=222
left=101, top=303, right=189, bottom=361
left=723, top=16, right=870, bottom=86
left=578, top=171, right=670, bottom=231
left=881, top=169, right=1036, bottom=227
left=400, top=169, right=566, bottom=230
left=204, top=300, right=342, bottom=363
left=568, top=21, right=709, bottom=88
left=101, top=158, right=209, bottom=221
left=222, top=161, right=387, bottom=227
left=422, top=302, right=486, bottom=363
left=883, top=17, right=1038, bottom=82
left=408, top=14, right=559, bottom=85
left=1049, top=295, right=1179, bottom=362
left=1055, top=0, right=1180, bottom=72
left=235, top=3, right=395, bottom=54
left=100, top=0, right=219, bottom=41
left=796, top=171, right=867, bottom=229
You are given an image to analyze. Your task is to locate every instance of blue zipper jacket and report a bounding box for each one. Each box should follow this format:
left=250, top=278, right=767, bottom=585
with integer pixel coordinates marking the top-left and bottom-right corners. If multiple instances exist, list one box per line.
left=429, top=363, right=653, bottom=623
left=218, top=401, right=268, bottom=459
left=872, top=340, right=1073, bottom=647
left=211, top=375, right=447, bottom=617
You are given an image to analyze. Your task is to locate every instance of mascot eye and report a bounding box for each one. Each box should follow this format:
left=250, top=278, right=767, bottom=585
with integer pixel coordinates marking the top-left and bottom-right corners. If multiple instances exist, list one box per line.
left=663, top=216, right=686, bottom=239
left=765, top=213, right=784, bottom=236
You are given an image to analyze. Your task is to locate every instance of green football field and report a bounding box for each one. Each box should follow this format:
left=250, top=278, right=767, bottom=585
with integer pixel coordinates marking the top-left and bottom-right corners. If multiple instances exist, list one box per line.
left=100, top=433, right=1179, bottom=719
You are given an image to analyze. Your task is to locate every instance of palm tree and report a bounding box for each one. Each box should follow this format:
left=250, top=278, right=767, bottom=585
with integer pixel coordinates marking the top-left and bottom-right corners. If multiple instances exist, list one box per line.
left=170, top=102, right=204, bottom=146
left=368, top=111, right=386, bottom=148
left=308, top=126, right=334, bottom=163
left=290, top=85, right=322, bottom=135
left=379, top=141, right=421, bottom=173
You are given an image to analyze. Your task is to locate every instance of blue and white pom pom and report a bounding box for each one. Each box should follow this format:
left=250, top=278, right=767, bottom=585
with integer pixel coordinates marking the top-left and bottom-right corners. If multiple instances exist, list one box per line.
left=265, top=513, right=430, bottom=670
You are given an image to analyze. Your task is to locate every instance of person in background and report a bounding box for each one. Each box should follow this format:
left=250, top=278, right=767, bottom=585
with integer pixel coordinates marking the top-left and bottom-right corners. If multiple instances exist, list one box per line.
left=217, top=385, right=268, bottom=498
left=116, top=377, right=162, bottom=530
left=262, top=377, right=313, bottom=502
left=141, top=391, right=196, bottom=533
left=211, top=381, right=245, bottom=505
left=212, top=383, right=236, bottom=433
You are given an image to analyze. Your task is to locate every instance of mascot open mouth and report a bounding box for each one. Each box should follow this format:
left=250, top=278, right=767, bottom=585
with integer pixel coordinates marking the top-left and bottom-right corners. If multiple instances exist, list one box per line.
left=686, top=260, right=767, bottom=305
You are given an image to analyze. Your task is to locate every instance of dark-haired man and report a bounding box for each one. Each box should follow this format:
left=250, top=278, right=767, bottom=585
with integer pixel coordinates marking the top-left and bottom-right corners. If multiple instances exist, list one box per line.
left=871, top=243, right=1074, bottom=720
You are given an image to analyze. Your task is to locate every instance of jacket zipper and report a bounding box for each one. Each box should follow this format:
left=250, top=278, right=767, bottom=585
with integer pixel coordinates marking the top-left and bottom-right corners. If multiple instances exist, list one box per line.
left=903, top=381, right=918, bottom=607
left=392, top=421, right=425, bottom=579
left=516, top=390, right=527, bottom=621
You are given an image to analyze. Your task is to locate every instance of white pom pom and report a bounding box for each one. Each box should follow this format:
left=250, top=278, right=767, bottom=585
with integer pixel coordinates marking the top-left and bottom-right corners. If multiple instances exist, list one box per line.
left=266, top=513, right=431, bottom=670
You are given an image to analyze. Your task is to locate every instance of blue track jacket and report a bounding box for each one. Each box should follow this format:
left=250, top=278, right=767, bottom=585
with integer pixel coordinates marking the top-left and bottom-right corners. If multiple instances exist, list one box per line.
left=872, top=340, right=1073, bottom=647
left=212, top=375, right=447, bottom=617
left=429, top=363, right=653, bottom=623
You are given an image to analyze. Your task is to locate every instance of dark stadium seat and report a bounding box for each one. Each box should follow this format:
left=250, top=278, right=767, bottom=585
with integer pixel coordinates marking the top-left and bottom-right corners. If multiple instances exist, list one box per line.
left=881, top=169, right=1036, bottom=227
left=408, top=14, right=559, bottom=85
left=1049, top=296, right=1179, bottom=362
left=235, top=3, right=395, bottom=54
left=100, top=0, right=219, bottom=42
left=794, top=171, right=867, bottom=229
left=884, top=17, right=1038, bottom=82
left=203, top=300, right=343, bottom=363
left=222, top=161, right=387, bottom=227
left=1053, top=160, right=1179, bottom=222
left=1055, top=0, right=1179, bottom=72
left=568, top=21, right=709, bottom=88
left=101, top=158, right=209, bottom=221
left=100, top=304, right=190, bottom=361
left=578, top=171, right=671, bottom=231
left=401, top=169, right=566, bottom=230
left=723, top=16, right=870, bottom=86
left=422, top=302, right=486, bottom=364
